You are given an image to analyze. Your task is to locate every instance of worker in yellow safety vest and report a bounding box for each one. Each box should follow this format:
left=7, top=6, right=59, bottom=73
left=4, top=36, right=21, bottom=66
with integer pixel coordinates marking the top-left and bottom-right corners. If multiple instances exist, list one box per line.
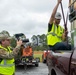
left=0, top=32, right=22, bottom=75
left=47, top=0, right=71, bottom=51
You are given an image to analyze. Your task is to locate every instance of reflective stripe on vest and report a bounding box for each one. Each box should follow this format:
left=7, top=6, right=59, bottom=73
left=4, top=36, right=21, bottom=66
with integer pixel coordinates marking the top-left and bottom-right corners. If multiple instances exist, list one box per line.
left=0, top=59, right=14, bottom=67
left=47, top=24, right=64, bottom=46
left=47, top=32, right=61, bottom=38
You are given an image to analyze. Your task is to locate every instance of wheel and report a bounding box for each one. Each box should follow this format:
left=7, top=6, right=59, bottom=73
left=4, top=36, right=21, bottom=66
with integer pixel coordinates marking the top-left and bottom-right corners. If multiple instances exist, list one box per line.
left=51, top=69, right=56, bottom=75
left=35, top=57, right=40, bottom=62
left=35, top=63, right=39, bottom=67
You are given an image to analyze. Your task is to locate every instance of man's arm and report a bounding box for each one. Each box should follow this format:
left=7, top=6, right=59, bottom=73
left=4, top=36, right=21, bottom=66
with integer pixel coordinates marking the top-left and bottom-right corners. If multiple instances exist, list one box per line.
left=0, top=40, right=22, bottom=59
left=0, top=46, right=21, bottom=59
left=49, top=0, right=62, bottom=24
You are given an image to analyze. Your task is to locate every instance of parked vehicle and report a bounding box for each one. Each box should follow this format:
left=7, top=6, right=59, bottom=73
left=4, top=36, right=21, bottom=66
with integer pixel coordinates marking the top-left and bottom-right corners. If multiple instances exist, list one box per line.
left=14, top=33, right=39, bottom=69
left=42, top=50, right=50, bottom=63
left=47, top=49, right=76, bottom=75
left=15, top=44, right=39, bottom=67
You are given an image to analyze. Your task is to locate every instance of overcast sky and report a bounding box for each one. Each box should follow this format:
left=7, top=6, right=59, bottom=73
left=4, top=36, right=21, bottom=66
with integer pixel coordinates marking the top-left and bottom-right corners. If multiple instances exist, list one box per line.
left=0, top=0, right=70, bottom=41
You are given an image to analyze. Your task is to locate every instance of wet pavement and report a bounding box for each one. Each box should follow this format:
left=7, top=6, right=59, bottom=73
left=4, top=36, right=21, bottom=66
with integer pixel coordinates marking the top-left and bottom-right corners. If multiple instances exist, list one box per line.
left=15, top=63, right=48, bottom=75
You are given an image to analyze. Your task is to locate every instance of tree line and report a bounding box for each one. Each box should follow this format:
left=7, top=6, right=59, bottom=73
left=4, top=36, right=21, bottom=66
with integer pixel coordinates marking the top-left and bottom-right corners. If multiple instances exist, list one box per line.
left=0, top=30, right=48, bottom=51
left=1, top=30, right=73, bottom=51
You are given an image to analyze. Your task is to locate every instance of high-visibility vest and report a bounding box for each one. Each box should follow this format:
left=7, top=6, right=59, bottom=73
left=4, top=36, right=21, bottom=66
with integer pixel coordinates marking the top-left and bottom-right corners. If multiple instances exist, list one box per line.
left=47, top=23, right=64, bottom=46
left=0, top=45, right=15, bottom=75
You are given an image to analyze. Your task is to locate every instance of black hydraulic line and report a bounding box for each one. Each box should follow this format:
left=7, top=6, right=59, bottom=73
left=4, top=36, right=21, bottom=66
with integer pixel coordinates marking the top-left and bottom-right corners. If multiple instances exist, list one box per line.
left=65, top=12, right=68, bottom=27
left=60, top=2, right=66, bottom=28
left=65, top=12, right=69, bottom=44
left=60, top=2, right=70, bottom=49
left=60, top=2, right=68, bottom=37
left=60, top=2, right=70, bottom=75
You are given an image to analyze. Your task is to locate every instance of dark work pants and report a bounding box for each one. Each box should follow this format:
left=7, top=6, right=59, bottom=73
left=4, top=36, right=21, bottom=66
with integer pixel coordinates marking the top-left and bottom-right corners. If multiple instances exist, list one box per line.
left=48, top=42, right=72, bottom=51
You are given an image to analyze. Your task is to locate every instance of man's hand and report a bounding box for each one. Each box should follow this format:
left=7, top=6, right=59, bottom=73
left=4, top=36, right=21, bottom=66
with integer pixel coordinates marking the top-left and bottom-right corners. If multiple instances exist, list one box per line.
left=58, top=0, right=62, bottom=3
left=13, top=40, right=23, bottom=55
left=17, top=40, right=22, bottom=47
left=64, top=30, right=68, bottom=37
left=62, top=29, right=68, bottom=41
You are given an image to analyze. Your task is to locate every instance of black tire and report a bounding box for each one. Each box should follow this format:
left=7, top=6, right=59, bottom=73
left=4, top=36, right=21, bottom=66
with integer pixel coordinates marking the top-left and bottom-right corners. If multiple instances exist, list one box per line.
left=35, top=63, right=39, bottom=67
left=35, top=57, right=40, bottom=62
left=51, top=69, right=56, bottom=75
left=43, top=59, right=46, bottom=63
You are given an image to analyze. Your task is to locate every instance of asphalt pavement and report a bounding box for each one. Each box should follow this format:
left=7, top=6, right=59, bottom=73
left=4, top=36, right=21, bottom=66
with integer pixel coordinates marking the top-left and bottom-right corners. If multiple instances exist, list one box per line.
left=15, top=63, right=48, bottom=75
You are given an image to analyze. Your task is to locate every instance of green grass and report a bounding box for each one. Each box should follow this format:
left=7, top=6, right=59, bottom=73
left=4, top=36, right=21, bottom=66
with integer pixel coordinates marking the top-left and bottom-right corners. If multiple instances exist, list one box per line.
left=33, top=51, right=43, bottom=62
left=34, top=54, right=42, bottom=62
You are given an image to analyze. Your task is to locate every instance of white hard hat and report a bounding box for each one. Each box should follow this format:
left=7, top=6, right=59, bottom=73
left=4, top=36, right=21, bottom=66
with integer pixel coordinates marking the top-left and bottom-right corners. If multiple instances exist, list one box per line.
left=55, top=12, right=62, bottom=19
